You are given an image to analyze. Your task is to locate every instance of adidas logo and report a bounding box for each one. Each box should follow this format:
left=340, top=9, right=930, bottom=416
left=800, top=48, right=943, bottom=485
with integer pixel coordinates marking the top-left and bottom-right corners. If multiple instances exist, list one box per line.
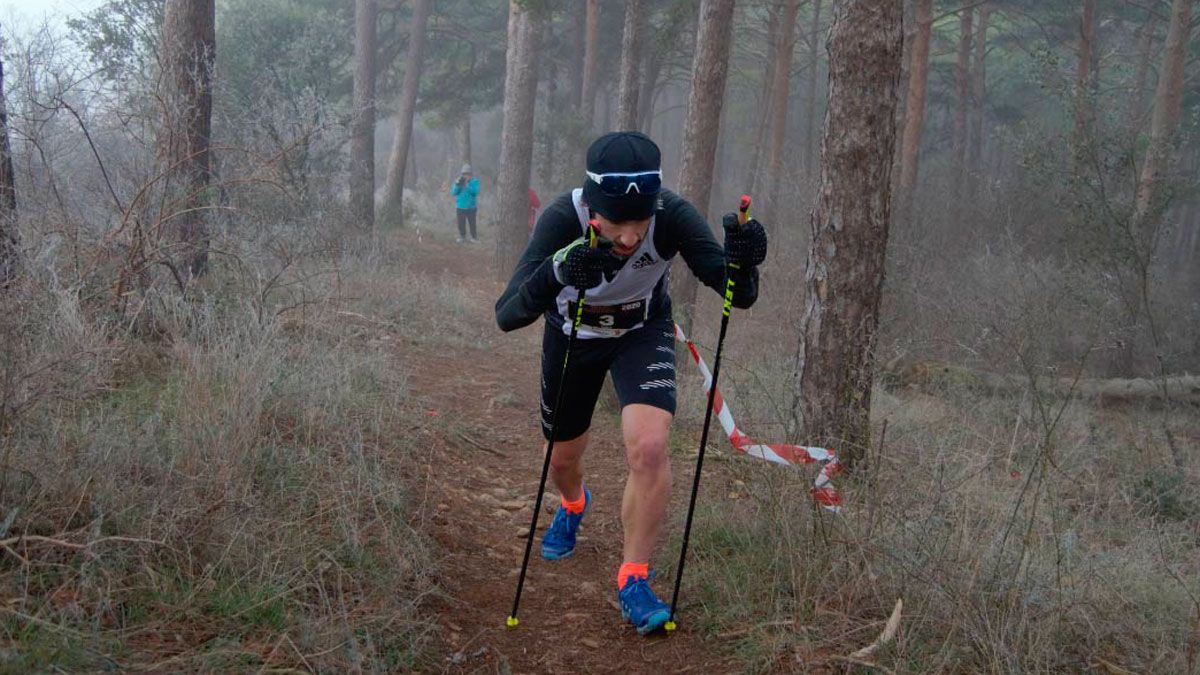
left=630, top=251, right=656, bottom=269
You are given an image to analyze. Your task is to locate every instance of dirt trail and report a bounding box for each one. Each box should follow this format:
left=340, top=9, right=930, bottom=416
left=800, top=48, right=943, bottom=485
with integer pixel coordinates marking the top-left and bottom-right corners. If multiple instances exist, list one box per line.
left=401, top=230, right=740, bottom=674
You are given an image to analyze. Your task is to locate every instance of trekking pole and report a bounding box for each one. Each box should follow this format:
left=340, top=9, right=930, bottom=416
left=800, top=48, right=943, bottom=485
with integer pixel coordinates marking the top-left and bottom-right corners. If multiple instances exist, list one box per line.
left=665, top=194, right=752, bottom=633
left=507, top=222, right=598, bottom=629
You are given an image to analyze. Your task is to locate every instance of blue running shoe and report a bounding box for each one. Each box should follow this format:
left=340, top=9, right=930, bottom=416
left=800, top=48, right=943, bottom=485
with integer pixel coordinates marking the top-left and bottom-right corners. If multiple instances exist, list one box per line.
left=618, top=574, right=671, bottom=635
left=540, top=489, right=590, bottom=560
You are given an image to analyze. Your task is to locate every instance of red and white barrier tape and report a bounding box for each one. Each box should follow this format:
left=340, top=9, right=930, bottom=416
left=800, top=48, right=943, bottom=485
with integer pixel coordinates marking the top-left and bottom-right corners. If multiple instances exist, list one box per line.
left=674, top=323, right=842, bottom=512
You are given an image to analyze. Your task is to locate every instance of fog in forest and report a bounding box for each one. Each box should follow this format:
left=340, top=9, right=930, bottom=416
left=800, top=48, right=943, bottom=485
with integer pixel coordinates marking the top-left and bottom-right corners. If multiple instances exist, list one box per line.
left=0, top=0, right=1196, bottom=672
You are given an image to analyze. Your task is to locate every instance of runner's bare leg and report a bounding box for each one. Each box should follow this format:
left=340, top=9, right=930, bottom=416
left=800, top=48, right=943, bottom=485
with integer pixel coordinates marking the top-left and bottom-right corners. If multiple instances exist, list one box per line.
left=620, top=404, right=673, bottom=563
left=548, top=432, right=589, bottom=502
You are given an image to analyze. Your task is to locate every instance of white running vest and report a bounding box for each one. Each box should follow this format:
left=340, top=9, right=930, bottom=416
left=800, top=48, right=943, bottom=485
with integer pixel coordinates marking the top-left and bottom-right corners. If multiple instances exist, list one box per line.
left=554, top=188, right=672, bottom=339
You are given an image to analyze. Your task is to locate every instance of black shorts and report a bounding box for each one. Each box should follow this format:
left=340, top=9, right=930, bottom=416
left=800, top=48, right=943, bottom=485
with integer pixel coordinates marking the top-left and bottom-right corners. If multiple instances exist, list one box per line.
left=539, top=316, right=677, bottom=441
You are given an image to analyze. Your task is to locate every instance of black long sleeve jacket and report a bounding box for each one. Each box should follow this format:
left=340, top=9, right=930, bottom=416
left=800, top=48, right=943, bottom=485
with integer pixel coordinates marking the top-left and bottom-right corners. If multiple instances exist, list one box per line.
left=495, top=189, right=759, bottom=333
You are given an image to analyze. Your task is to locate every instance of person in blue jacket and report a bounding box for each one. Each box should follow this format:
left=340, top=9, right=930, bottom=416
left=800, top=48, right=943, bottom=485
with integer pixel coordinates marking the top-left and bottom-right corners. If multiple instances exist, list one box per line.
left=451, top=164, right=480, bottom=243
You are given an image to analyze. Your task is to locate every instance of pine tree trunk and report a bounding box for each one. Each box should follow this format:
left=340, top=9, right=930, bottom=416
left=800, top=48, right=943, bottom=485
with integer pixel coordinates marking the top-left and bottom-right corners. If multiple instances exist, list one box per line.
left=1074, top=0, right=1096, bottom=136
left=494, top=0, right=542, bottom=280
left=159, top=0, right=215, bottom=279
left=636, top=48, right=663, bottom=133
left=580, top=0, right=600, bottom=128
left=668, top=0, right=738, bottom=332
left=569, top=8, right=585, bottom=113
left=747, top=0, right=781, bottom=195
left=803, top=0, right=822, bottom=179
left=796, top=0, right=902, bottom=471
left=897, top=0, right=931, bottom=225
left=1134, top=0, right=1192, bottom=228
left=765, top=0, right=800, bottom=224
left=895, top=0, right=914, bottom=173
left=537, top=28, right=558, bottom=189
left=0, top=34, right=16, bottom=285
left=350, top=0, right=377, bottom=229
left=1113, top=0, right=1192, bottom=380
left=968, top=3, right=990, bottom=200
left=616, top=0, right=643, bottom=130
left=953, top=6, right=972, bottom=198
left=380, top=0, right=432, bottom=228
left=637, top=3, right=698, bottom=133
left=1128, top=15, right=1156, bottom=130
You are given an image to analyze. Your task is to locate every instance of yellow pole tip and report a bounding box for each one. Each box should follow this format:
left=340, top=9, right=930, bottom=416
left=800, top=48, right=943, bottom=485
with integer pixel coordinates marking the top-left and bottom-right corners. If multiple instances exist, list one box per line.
left=664, top=620, right=677, bottom=632
left=506, top=616, right=519, bottom=628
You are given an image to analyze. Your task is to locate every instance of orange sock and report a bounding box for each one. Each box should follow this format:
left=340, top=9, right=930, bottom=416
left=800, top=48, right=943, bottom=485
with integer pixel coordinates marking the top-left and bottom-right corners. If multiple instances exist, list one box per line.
left=617, top=562, right=649, bottom=590
left=561, top=489, right=587, bottom=515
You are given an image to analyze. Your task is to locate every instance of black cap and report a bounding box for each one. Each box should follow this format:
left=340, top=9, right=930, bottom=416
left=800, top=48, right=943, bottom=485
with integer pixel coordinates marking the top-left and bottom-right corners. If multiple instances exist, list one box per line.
left=582, top=131, right=661, bottom=222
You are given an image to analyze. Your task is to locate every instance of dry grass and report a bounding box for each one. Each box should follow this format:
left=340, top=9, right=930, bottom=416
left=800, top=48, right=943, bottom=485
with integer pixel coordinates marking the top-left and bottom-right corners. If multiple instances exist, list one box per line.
left=668, top=224, right=1199, bottom=674
left=0, top=205, right=442, bottom=671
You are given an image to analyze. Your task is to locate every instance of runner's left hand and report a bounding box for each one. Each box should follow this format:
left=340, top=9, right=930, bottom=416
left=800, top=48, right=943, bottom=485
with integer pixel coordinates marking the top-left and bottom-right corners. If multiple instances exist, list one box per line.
left=722, top=213, right=768, bottom=267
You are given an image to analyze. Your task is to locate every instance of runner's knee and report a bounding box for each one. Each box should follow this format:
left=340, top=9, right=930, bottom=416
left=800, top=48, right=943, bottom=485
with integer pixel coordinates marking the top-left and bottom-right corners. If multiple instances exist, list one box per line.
left=625, top=431, right=669, bottom=474
left=550, top=447, right=583, bottom=474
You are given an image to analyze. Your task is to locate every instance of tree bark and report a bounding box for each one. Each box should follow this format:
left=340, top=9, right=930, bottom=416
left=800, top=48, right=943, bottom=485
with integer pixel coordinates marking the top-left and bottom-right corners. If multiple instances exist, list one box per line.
left=796, top=0, right=902, bottom=470
left=803, top=0, right=822, bottom=179
left=765, top=0, right=800, bottom=224
left=968, top=3, right=990, bottom=200
left=350, top=0, right=377, bottom=229
left=568, top=7, right=586, bottom=115
left=1073, top=0, right=1097, bottom=152
left=1128, top=15, right=1156, bottom=130
left=747, top=0, right=781, bottom=195
left=1113, top=0, right=1191, bottom=381
left=159, top=0, right=215, bottom=279
left=536, top=19, right=557, bottom=189
left=494, top=0, right=542, bottom=280
left=667, top=0, right=738, bottom=331
left=636, top=48, right=663, bottom=133
left=894, top=0, right=913, bottom=170
left=637, top=2, right=698, bottom=133
left=380, top=0, right=432, bottom=228
left=1134, top=0, right=1192, bottom=228
left=616, top=0, right=643, bottom=130
left=953, top=6, right=972, bottom=198
left=580, top=0, right=600, bottom=128
left=0, top=33, right=16, bottom=284
left=897, top=0, right=931, bottom=225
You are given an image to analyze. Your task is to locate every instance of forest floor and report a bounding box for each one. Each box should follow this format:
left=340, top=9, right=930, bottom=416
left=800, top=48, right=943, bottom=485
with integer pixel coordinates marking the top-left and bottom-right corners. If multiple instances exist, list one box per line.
left=399, top=227, right=754, bottom=674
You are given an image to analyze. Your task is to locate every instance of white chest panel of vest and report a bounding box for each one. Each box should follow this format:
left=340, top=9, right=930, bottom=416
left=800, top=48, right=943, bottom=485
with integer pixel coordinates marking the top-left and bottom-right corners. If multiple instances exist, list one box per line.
left=554, top=188, right=672, bottom=339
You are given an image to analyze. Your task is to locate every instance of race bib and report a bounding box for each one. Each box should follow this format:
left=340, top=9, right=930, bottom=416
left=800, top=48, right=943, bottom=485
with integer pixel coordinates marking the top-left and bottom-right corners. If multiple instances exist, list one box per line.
left=567, top=298, right=648, bottom=331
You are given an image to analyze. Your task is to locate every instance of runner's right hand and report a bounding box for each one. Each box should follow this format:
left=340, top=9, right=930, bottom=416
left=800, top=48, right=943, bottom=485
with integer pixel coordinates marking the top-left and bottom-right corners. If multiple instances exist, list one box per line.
left=553, top=237, right=616, bottom=290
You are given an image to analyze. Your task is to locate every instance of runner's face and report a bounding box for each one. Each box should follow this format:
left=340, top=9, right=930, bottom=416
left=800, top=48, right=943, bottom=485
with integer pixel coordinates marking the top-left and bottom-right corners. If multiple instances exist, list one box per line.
left=592, top=213, right=651, bottom=257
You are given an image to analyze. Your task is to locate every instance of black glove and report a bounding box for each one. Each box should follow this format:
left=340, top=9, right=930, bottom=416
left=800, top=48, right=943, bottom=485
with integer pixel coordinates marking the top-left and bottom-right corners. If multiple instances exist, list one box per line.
left=455, top=176, right=467, bottom=187
left=722, top=213, right=768, bottom=267
left=552, top=236, right=620, bottom=290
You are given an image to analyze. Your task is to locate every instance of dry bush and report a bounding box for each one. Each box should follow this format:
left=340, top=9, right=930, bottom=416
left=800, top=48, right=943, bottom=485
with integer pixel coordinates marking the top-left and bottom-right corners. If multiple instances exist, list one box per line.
left=0, top=208, right=441, bottom=670
left=0, top=32, right=439, bottom=664
left=669, top=225, right=1199, bottom=672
